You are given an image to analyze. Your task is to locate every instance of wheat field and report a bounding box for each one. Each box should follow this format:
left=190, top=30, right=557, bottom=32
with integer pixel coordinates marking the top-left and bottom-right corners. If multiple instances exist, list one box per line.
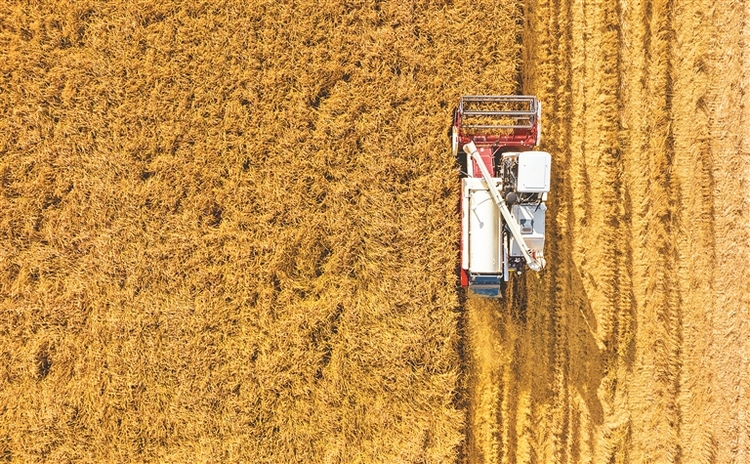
left=1, top=0, right=748, bottom=463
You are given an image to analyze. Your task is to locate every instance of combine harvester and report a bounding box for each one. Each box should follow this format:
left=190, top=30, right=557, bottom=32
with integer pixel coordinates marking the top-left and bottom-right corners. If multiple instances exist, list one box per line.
left=453, top=96, right=551, bottom=297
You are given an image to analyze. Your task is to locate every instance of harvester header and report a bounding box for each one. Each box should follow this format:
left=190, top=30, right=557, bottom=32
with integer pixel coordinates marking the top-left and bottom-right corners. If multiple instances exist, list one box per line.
left=453, top=95, right=541, bottom=148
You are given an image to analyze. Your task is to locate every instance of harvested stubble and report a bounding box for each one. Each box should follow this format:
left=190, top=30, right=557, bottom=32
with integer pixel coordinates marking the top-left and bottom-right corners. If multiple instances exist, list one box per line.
left=0, top=0, right=523, bottom=462
left=463, top=0, right=750, bottom=462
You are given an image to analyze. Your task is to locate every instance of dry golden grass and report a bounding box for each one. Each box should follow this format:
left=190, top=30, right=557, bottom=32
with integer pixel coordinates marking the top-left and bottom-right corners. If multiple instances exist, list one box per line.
left=0, top=0, right=527, bottom=462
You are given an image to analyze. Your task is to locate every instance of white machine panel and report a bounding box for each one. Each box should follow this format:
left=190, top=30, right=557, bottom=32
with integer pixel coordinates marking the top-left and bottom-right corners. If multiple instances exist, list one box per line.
left=509, top=203, right=547, bottom=257
left=517, top=151, right=551, bottom=193
left=462, top=178, right=503, bottom=273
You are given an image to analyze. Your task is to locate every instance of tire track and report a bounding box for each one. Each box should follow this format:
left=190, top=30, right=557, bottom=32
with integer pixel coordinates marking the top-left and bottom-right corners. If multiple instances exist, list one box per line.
left=527, top=0, right=573, bottom=460
left=523, top=0, right=614, bottom=460
left=520, top=0, right=614, bottom=460
left=699, top=0, right=750, bottom=460
left=464, top=298, right=505, bottom=463
left=742, top=1, right=750, bottom=457
left=519, top=0, right=573, bottom=461
left=554, top=0, right=635, bottom=459
left=671, top=0, right=718, bottom=461
left=626, top=0, right=684, bottom=460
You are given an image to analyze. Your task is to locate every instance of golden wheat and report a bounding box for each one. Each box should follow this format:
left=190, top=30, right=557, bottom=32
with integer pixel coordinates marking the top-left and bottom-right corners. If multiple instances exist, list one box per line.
left=0, top=0, right=530, bottom=462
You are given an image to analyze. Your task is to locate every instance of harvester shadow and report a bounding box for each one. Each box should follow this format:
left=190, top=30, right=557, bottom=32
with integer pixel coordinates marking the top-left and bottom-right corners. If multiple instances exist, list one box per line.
left=460, top=261, right=606, bottom=464
left=478, top=237, right=607, bottom=462
left=565, top=258, right=605, bottom=427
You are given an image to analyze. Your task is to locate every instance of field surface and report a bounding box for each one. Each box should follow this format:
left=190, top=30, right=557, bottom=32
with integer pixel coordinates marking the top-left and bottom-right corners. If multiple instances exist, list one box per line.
left=1, top=0, right=748, bottom=463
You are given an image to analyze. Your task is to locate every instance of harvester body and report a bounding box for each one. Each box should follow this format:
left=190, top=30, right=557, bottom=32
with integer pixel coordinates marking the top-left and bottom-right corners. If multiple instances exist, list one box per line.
left=454, top=96, right=551, bottom=298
